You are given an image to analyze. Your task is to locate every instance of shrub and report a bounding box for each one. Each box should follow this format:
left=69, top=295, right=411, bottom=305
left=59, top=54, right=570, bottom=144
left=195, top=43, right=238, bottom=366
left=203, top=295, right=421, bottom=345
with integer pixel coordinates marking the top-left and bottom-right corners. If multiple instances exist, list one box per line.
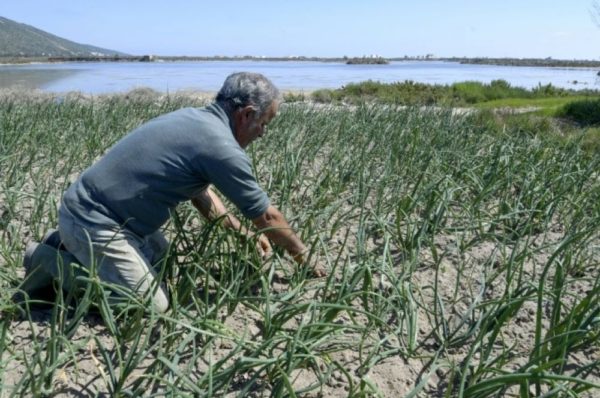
left=311, top=89, right=335, bottom=103
left=451, top=81, right=488, bottom=104
left=531, top=83, right=570, bottom=98
left=580, top=127, right=600, bottom=153
left=283, top=91, right=306, bottom=103
left=558, top=98, right=600, bottom=126
left=451, top=80, right=532, bottom=104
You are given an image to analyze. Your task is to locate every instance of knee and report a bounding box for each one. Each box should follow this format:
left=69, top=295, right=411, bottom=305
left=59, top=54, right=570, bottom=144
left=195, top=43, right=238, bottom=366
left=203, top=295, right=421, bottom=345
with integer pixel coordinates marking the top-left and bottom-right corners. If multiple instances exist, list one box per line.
left=152, top=286, right=170, bottom=314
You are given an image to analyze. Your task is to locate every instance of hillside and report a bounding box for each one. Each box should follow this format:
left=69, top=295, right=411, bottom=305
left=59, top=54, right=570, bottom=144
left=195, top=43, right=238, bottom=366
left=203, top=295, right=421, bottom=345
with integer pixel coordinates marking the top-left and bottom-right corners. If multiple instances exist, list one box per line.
left=0, top=16, right=127, bottom=57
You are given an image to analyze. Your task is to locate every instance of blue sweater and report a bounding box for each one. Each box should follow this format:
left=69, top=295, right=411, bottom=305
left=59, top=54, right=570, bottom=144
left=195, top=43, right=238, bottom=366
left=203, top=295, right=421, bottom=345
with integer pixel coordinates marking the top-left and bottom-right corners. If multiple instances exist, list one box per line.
left=62, top=103, right=270, bottom=237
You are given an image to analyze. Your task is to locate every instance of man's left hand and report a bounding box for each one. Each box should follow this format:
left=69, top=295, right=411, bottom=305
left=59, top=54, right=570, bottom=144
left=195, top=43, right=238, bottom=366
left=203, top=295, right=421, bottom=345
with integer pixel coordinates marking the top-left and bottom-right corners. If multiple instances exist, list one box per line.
left=292, top=249, right=327, bottom=278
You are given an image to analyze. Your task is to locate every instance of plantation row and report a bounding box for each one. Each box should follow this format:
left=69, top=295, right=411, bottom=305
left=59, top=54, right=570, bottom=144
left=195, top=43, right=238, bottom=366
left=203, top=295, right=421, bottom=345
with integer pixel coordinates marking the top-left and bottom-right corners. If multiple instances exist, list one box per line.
left=0, top=90, right=598, bottom=396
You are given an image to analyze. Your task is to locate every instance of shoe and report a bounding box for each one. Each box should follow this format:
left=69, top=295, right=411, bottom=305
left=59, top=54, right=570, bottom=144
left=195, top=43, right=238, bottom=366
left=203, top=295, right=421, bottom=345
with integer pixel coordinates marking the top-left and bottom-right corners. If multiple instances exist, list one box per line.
left=42, top=228, right=66, bottom=251
left=17, top=242, right=55, bottom=301
left=23, top=241, right=72, bottom=282
left=19, top=243, right=84, bottom=298
left=23, top=242, right=39, bottom=273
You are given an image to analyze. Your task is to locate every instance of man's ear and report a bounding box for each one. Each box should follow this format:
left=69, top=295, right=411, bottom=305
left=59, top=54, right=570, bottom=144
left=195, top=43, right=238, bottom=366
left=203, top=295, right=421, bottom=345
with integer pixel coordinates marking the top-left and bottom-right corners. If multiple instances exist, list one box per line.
left=240, top=105, right=256, bottom=121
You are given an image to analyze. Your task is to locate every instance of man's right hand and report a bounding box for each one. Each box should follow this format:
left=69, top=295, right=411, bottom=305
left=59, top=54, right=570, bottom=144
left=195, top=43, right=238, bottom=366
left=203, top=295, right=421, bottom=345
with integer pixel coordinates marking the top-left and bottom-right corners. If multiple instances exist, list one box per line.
left=256, top=234, right=273, bottom=259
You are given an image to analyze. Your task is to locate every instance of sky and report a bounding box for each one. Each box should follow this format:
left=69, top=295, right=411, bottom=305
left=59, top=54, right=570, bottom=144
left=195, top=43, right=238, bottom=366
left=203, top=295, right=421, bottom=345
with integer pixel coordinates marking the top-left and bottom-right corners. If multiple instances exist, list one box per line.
left=3, top=0, right=600, bottom=60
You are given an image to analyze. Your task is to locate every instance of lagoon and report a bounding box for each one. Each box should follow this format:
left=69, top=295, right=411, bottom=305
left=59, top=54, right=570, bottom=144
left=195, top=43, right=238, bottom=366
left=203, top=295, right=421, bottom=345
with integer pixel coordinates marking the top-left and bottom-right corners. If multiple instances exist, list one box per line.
left=0, top=60, right=599, bottom=94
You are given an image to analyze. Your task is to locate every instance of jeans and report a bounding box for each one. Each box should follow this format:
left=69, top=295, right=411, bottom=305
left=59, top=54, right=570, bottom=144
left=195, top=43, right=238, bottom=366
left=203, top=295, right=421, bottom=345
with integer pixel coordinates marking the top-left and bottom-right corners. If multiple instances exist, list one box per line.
left=58, top=204, right=170, bottom=313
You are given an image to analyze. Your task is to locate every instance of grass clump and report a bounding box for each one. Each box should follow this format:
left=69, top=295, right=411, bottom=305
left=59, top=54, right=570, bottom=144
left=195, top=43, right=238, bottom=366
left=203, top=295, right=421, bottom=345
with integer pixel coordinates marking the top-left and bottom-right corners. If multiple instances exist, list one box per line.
left=451, top=79, right=530, bottom=103
left=558, top=98, right=600, bottom=126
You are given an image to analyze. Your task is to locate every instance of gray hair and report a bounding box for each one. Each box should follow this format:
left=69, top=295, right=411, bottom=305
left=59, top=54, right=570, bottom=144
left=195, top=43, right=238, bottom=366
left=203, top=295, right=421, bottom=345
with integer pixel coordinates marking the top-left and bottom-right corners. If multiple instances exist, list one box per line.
left=216, top=72, right=281, bottom=118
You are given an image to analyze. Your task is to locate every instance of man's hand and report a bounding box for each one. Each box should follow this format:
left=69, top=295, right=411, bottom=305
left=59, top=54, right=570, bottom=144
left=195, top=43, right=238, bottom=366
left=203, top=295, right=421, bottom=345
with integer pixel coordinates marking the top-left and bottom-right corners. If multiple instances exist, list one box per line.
left=292, top=249, right=327, bottom=278
left=252, top=206, right=327, bottom=278
left=256, top=234, right=273, bottom=258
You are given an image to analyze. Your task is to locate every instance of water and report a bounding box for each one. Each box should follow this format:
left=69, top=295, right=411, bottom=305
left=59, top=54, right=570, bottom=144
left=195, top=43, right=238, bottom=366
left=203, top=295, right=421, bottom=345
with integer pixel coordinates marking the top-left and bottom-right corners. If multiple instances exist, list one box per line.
left=0, top=60, right=598, bottom=94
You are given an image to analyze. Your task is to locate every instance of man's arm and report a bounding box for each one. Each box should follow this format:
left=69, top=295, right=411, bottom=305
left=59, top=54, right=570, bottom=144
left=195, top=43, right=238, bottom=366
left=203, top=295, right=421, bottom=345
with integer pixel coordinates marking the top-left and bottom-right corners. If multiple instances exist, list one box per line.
left=193, top=188, right=325, bottom=276
left=251, top=206, right=313, bottom=265
left=191, top=187, right=272, bottom=257
left=252, top=206, right=327, bottom=277
left=192, top=186, right=242, bottom=230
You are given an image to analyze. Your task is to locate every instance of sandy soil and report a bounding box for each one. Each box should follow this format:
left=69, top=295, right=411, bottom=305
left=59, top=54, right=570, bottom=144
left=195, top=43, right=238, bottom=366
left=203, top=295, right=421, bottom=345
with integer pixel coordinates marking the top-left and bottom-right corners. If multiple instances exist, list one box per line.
left=2, top=208, right=598, bottom=397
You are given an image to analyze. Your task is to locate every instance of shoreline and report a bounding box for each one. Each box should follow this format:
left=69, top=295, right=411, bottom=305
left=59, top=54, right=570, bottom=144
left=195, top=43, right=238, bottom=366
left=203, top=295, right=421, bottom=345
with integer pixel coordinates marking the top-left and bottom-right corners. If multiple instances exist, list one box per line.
left=0, top=86, right=317, bottom=101
left=2, top=55, right=600, bottom=69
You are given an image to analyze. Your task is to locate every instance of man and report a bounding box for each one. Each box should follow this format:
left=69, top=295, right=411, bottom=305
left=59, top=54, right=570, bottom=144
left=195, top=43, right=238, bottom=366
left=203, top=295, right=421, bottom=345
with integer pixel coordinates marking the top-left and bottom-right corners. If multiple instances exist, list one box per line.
left=20, top=72, right=324, bottom=313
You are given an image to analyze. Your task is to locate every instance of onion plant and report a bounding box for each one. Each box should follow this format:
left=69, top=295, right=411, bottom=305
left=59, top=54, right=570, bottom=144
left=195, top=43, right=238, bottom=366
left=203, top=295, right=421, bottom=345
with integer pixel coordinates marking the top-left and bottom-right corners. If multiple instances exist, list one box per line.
left=0, top=91, right=598, bottom=397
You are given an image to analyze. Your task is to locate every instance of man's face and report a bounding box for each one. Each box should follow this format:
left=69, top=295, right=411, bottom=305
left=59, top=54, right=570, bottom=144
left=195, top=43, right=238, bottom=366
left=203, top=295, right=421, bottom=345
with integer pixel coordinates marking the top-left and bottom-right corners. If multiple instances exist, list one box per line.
left=234, top=101, right=278, bottom=149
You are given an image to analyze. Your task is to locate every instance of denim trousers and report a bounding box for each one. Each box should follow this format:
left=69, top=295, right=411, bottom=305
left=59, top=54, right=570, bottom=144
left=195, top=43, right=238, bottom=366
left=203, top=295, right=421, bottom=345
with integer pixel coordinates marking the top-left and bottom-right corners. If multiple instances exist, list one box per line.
left=58, top=204, right=170, bottom=313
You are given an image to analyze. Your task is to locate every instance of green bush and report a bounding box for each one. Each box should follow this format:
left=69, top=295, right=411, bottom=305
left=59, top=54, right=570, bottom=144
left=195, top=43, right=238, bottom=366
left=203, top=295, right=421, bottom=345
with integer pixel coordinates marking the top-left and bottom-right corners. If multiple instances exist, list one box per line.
left=558, top=98, right=600, bottom=126
left=451, top=80, right=533, bottom=104
left=282, top=91, right=306, bottom=103
left=309, top=79, right=590, bottom=107
left=451, top=81, right=488, bottom=104
left=531, top=83, right=570, bottom=98
left=311, top=89, right=336, bottom=103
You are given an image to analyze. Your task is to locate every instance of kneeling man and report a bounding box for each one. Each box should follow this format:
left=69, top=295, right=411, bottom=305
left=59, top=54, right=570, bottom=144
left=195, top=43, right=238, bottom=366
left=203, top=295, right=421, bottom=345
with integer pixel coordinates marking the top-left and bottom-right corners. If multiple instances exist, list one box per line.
left=21, top=72, right=324, bottom=312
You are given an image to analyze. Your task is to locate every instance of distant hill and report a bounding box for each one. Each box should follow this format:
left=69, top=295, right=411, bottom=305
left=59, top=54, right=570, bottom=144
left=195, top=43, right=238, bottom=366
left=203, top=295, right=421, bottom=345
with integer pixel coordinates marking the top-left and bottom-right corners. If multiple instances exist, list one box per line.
left=0, top=16, right=127, bottom=57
